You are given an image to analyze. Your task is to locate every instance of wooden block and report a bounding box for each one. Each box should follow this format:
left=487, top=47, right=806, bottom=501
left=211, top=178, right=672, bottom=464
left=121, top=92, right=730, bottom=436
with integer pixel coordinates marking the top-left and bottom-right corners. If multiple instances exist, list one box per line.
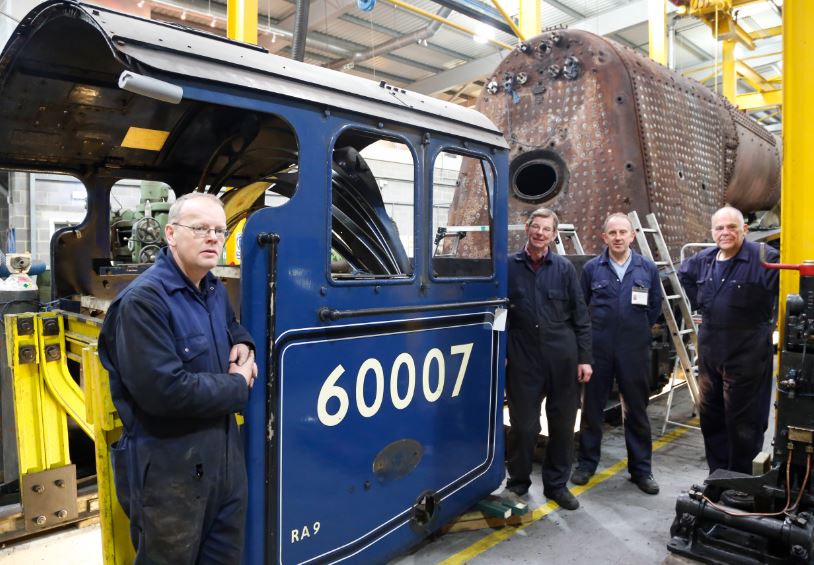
left=440, top=494, right=537, bottom=534
left=441, top=509, right=535, bottom=533
left=493, top=492, right=529, bottom=516
left=508, top=502, right=529, bottom=516
left=475, top=499, right=511, bottom=519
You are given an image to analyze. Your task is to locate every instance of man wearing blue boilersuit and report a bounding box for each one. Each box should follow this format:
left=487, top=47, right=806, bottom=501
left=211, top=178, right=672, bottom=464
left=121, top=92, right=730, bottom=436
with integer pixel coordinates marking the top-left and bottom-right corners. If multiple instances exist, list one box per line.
left=572, top=212, right=662, bottom=494
left=506, top=207, right=593, bottom=510
left=99, top=192, right=257, bottom=564
left=678, top=206, right=778, bottom=474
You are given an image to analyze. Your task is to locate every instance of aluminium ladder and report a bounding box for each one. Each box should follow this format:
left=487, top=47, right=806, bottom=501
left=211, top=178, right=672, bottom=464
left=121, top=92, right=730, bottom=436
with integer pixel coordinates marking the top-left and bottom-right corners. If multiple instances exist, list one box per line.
left=506, top=223, right=585, bottom=255
left=627, top=211, right=701, bottom=434
left=438, top=222, right=585, bottom=256
left=553, top=223, right=585, bottom=255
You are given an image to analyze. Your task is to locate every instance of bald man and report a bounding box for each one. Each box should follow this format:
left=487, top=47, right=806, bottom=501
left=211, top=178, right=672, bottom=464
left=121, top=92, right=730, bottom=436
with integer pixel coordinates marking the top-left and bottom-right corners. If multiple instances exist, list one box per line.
left=678, top=206, right=778, bottom=474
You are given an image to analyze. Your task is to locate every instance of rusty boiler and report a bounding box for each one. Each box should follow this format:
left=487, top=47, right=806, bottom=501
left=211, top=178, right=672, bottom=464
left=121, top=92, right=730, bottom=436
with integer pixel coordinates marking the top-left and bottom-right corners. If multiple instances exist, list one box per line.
left=447, top=29, right=780, bottom=256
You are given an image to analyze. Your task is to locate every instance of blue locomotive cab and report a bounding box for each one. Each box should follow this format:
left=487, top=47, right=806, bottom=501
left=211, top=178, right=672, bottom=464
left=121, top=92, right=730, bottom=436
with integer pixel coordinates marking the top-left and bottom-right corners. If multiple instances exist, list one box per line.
left=0, top=2, right=509, bottom=563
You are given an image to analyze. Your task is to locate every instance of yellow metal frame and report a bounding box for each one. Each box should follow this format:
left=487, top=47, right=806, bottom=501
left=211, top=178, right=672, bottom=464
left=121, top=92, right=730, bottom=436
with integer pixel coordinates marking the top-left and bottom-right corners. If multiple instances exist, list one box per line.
left=780, top=1, right=814, bottom=315
left=84, top=346, right=134, bottom=564
left=37, top=312, right=93, bottom=438
left=722, top=39, right=736, bottom=102
left=683, top=0, right=781, bottom=108
left=6, top=313, right=70, bottom=473
left=516, top=0, right=537, bottom=42
left=649, top=0, right=667, bottom=65
left=686, top=0, right=763, bottom=49
left=227, top=0, right=258, bottom=45
left=735, top=89, right=781, bottom=111
left=4, top=310, right=133, bottom=563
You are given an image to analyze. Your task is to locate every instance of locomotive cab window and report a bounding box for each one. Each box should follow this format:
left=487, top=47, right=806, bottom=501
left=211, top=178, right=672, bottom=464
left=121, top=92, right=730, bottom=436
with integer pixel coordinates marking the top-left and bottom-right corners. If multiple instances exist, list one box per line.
left=330, top=130, right=415, bottom=280
left=42, top=100, right=299, bottom=306
left=432, top=151, right=494, bottom=278
left=109, top=180, right=175, bottom=265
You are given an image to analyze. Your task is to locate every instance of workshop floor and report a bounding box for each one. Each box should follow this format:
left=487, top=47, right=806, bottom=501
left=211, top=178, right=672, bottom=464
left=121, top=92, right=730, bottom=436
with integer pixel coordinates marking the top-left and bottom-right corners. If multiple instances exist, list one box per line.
left=392, top=385, right=710, bottom=565
left=0, top=385, right=712, bottom=565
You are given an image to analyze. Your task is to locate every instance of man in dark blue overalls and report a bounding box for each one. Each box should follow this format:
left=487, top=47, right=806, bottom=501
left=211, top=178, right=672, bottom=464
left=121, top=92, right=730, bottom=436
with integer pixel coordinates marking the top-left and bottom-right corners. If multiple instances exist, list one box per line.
left=506, top=208, right=593, bottom=510
left=99, top=192, right=257, bottom=564
left=572, top=213, right=662, bottom=494
left=678, top=206, right=778, bottom=474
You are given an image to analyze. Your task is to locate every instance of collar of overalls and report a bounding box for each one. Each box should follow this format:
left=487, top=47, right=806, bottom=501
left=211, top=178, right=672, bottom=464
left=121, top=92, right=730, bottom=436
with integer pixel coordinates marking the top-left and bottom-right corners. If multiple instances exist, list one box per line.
left=597, top=247, right=641, bottom=269
left=514, top=244, right=551, bottom=264
left=714, top=240, right=751, bottom=263
left=154, top=247, right=216, bottom=297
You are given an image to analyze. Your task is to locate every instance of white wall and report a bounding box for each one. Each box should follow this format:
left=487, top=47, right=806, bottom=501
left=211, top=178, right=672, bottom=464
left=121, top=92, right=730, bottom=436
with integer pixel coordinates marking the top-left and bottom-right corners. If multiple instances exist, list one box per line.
left=8, top=152, right=467, bottom=266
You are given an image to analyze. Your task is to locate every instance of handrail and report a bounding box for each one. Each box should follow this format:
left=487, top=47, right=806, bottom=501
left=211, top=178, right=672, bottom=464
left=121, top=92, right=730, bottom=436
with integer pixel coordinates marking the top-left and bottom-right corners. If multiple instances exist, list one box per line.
left=319, top=298, right=508, bottom=321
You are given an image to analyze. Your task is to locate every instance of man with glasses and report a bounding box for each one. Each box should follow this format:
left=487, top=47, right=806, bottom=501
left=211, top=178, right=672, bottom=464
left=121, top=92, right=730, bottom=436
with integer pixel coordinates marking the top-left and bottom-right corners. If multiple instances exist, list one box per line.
left=678, top=206, right=778, bottom=474
left=572, top=213, right=662, bottom=494
left=99, top=192, right=257, bottom=563
left=505, top=207, right=592, bottom=510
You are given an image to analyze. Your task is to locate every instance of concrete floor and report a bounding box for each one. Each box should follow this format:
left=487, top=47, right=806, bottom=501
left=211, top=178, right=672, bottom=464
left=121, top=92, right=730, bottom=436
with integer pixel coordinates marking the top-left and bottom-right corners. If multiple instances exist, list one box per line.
left=1, top=385, right=708, bottom=565
left=391, top=385, right=708, bottom=565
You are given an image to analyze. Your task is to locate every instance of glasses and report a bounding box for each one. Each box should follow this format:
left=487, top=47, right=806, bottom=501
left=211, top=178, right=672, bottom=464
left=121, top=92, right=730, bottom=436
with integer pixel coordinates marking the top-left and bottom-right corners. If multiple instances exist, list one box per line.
left=173, top=223, right=230, bottom=240
left=528, top=224, right=555, bottom=234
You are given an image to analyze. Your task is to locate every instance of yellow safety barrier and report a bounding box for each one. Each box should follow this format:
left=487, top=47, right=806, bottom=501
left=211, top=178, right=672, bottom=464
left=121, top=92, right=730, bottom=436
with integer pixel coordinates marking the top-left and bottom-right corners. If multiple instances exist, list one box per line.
left=5, top=313, right=70, bottom=473
left=36, top=312, right=93, bottom=439
left=83, top=347, right=135, bottom=564
left=4, top=310, right=134, bottom=562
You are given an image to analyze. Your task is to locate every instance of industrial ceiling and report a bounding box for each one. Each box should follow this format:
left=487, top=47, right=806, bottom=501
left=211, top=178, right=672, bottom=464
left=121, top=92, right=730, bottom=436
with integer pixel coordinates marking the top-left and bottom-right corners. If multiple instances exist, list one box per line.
left=0, top=0, right=783, bottom=130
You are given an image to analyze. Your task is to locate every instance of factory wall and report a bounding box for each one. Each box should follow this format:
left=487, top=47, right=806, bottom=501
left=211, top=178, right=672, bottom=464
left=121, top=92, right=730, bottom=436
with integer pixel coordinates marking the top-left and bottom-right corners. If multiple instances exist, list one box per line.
left=5, top=151, right=462, bottom=267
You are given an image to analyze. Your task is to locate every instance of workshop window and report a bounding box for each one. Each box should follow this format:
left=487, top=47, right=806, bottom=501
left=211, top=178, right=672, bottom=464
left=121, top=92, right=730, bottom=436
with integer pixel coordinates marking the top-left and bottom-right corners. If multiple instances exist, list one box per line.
left=330, top=130, right=415, bottom=280
left=432, top=151, right=494, bottom=278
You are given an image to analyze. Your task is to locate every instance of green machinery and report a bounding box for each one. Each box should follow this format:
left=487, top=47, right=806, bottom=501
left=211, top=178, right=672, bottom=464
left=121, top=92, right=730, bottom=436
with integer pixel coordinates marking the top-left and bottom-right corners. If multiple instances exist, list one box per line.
left=110, top=182, right=171, bottom=264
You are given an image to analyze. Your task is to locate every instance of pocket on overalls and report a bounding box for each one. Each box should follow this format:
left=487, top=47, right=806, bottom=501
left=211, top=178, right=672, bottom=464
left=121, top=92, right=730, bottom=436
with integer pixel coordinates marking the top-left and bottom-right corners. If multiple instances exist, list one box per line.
left=548, top=288, right=571, bottom=321
left=110, top=435, right=132, bottom=516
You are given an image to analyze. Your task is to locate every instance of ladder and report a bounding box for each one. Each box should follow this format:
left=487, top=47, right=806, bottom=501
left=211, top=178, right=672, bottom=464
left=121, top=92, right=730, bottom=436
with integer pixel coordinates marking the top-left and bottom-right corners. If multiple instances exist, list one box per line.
left=627, top=212, right=701, bottom=433
left=554, top=223, right=585, bottom=255
left=506, top=222, right=584, bottom=255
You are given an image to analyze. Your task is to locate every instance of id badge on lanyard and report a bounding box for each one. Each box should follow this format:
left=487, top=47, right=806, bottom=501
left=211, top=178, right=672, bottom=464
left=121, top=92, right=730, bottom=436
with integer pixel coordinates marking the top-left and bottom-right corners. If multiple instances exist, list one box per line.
left=631, top=286, right=648, bottom=306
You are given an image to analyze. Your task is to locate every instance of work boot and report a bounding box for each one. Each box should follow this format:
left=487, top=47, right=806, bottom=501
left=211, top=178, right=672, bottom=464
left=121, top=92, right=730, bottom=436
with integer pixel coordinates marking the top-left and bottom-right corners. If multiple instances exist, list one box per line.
left=632, top=474, right=659, bottom=495
left=506, top=478, right=531, bottom=496
left=570, top=467, right=593, bottom=486
left=544, top=487, right=579, bottom=510
left=506, top=482, right=529, bottom=497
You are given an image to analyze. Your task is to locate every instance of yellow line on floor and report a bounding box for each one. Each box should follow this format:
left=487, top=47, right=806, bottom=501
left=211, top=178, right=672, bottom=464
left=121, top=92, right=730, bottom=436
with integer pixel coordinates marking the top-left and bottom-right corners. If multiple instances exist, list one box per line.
left=439, top=420, right=700, bottom=565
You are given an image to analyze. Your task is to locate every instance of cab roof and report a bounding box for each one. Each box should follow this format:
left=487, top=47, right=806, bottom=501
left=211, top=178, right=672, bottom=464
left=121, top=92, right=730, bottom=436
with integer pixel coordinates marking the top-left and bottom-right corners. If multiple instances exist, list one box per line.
left=0, top=0, right=506, bottom=183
